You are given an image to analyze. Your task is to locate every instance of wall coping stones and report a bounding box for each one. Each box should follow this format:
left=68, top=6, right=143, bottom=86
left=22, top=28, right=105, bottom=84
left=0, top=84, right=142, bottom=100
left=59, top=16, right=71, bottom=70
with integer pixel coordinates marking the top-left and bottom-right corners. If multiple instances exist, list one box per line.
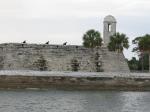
left=0, top=70, right=149, bottom=78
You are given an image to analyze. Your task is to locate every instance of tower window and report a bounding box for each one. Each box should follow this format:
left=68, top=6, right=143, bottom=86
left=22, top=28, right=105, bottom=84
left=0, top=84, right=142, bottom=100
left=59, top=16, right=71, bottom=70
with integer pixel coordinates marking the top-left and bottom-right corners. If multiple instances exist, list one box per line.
left=108, top=24, right=111, bottom=32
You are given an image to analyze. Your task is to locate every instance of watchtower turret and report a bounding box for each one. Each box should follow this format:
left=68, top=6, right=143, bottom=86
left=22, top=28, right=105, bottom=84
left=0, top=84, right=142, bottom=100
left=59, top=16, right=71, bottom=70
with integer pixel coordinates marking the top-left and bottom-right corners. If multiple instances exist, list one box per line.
left=103, top=15, right=116, bottom=45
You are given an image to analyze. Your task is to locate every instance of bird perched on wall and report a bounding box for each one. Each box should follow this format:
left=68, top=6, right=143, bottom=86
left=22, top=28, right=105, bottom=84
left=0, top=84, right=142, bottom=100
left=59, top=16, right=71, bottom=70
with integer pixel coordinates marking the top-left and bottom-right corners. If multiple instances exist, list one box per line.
left=45, top=41, right=49, bottom=44
left=22, top=40, right=26, bottom=44
left=63, top=42, right=67, bottom=46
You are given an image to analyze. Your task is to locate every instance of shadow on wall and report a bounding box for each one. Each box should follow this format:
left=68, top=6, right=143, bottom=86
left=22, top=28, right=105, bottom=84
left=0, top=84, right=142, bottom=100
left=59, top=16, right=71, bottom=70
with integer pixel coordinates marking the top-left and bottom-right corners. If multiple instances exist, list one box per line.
left=95, top=52, right=104, bottom=72
left=0, top=56, right=4, bottom=70
left=33, top=55, right=48, bottom=71
left=71, top=58, right=80, bottom=72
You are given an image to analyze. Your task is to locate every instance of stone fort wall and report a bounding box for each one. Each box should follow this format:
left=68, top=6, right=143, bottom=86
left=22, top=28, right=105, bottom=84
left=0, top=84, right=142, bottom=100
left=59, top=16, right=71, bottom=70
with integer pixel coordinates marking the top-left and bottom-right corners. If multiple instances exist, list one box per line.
left=0, top=43, right=129, bottom=72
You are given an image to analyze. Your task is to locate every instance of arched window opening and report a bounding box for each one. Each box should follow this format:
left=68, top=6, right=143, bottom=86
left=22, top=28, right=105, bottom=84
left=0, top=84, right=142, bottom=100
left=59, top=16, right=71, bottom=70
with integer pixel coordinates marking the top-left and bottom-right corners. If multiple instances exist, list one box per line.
left=108, top=24, right=112, bottom=32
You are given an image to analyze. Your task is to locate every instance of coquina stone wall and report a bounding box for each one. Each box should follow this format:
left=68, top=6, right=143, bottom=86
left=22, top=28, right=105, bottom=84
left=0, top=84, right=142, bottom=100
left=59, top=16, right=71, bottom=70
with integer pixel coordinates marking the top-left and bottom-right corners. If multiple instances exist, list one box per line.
left=0, top=43, right=129, bottom=72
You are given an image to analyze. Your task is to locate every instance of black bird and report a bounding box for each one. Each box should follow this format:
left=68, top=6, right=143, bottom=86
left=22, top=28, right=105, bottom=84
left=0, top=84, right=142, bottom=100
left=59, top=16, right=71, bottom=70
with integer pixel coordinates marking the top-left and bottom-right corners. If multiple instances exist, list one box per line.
left=22, top=40, right=26, bottom=44
left=45, top=41, right=49, bottom=44
left=63, top=42, right=67, bottom=46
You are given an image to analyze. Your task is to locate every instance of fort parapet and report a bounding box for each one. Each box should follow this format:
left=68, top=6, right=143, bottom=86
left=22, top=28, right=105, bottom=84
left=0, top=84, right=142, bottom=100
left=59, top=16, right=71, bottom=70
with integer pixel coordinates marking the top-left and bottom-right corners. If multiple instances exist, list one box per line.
left=0, top=43, right=129, bottom=72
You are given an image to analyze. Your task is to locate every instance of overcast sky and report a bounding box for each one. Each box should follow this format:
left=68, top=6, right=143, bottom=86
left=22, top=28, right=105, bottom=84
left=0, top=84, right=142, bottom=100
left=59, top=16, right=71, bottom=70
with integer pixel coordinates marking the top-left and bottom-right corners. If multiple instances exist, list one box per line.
left=0, top=0, right=150, bottom=59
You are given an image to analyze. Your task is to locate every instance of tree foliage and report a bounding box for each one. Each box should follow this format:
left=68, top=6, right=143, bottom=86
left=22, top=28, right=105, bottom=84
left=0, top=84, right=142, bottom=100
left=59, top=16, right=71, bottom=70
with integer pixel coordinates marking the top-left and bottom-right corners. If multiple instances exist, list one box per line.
left=132, top=34, right=150, bottom=52
left=132, top=34, right=150, bottom=72
left=108, top=32, right=129, bottom=52
left=127, top=57, right=139, bottom=71
left=127, top=55, right=149, bottom=72
left=82, top=29, right=103, bottom=48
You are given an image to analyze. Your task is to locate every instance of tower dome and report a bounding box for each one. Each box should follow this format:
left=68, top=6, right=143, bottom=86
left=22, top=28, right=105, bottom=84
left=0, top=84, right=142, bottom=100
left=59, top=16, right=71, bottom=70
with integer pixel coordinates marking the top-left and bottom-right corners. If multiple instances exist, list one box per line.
left=104, top=15, right=116, bottom=23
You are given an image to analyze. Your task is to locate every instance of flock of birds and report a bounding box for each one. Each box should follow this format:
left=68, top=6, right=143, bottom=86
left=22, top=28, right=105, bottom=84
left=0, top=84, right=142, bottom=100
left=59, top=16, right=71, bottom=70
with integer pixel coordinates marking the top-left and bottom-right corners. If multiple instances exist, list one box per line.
left=22, top=41, right=67, bottom=46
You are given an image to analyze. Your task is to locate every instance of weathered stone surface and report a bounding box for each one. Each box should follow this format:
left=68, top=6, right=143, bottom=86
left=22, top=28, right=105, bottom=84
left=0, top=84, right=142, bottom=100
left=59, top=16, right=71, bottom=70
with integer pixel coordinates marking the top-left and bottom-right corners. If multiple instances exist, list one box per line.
left=0, top=43, right=129, bottom=72
left=103, top=15, right=116, bottom=45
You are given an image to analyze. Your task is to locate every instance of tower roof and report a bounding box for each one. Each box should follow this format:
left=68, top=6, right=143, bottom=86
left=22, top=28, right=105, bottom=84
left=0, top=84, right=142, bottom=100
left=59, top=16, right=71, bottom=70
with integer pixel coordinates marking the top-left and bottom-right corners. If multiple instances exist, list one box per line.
left=104, top=15, right=116, bottom=23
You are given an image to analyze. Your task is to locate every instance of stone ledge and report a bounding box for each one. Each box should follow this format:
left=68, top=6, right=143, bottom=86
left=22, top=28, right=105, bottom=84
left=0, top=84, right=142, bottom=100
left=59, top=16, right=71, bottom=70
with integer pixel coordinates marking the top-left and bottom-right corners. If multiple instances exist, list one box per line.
left=0, top=70, right=149, bottom=78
